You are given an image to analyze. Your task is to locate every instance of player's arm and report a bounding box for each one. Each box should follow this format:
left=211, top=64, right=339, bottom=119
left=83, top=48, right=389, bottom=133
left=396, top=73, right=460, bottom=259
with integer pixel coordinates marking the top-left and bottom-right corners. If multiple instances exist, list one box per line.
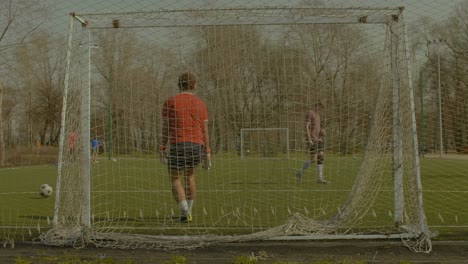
left=319, top=128, right=325, bottom=141
left=306, top=120, right=313, bottom=144
left=161, top=118, right=169, bottom=148
left=203, top=120, right=210, bottom=153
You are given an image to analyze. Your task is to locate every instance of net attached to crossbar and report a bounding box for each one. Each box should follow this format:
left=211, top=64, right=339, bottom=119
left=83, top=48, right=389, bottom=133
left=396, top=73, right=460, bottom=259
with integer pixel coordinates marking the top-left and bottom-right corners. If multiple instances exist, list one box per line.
left=40, top=7, right=433, bottom=252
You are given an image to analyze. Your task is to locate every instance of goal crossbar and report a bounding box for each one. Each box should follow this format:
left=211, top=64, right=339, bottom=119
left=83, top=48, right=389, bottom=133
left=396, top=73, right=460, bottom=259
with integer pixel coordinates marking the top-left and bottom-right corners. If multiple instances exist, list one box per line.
left=72, top=7, right=403, bottom=28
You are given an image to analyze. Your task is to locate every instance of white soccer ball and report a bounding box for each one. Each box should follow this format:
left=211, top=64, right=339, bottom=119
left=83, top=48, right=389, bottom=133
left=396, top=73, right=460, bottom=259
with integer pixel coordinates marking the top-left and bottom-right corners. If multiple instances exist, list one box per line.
left=39, top=184, right=53, bottom=198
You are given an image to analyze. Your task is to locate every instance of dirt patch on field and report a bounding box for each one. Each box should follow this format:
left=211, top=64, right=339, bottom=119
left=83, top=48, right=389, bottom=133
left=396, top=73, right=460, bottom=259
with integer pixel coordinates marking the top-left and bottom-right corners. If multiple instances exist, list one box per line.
left=1, top=240, right=467, bottom=263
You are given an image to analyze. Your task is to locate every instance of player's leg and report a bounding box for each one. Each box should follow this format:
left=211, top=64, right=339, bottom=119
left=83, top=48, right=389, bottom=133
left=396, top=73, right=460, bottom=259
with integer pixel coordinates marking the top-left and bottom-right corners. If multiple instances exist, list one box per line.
left=92, top=148, right=97, bottom=163
left=169, top=144, right=189, bottom=221
left=170, top=168, right=189, bottom=219
left=296, top=142, right=314, bottom=182
left=296, top=165, right=308, bottom=183
left=94, top=147, right=99, bottom=162
left=184, top=143, right=202, bottom=221
left=184, top=167, right=195, bottom=221
left=69, top=148, right=75, bottom=162
left=298, top=160, right=311, bottom=173
left=316, top=141, right=329, bottom=184
left=316, top=151, right=324, bottom=182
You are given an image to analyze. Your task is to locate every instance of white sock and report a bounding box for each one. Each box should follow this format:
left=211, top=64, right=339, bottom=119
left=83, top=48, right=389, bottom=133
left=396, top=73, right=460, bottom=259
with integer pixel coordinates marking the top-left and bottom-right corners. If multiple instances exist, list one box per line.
left=317, top=164, right=323, bottom=181
left=179, top=200, right=189, bottom=216
left=187, top=200, right=194, bottom=214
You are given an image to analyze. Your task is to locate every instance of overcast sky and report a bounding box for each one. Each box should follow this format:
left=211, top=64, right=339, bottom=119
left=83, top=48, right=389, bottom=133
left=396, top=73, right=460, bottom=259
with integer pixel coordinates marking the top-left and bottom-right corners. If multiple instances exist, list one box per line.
left=1, top=0, right=465, bottom=73
left=45, top=0, right=464, bottom=30
left=1, top=0, right=464, bottom=45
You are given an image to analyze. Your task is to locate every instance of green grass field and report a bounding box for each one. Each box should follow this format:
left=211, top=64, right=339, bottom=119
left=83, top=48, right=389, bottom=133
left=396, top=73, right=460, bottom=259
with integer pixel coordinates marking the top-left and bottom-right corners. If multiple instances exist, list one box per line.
left=1, top=153, right=467, bottom=240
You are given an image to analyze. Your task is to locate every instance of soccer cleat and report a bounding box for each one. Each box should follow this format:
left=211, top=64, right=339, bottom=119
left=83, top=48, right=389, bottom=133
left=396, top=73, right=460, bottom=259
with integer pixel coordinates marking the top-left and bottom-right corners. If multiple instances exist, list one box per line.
left=178, top=216, right=189, bottom=223
left=178, top=213, right=193, bottom=223
left=295, top=170, right=303, bottom=183
left=317, top=179, right=330, bottom=184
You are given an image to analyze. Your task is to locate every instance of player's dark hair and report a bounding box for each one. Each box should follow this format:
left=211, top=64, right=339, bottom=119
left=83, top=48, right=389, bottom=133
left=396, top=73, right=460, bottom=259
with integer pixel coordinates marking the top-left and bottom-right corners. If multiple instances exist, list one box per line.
left=178, top=72, right=196, bottom=91
left=314, top=99, right=324, bottom=109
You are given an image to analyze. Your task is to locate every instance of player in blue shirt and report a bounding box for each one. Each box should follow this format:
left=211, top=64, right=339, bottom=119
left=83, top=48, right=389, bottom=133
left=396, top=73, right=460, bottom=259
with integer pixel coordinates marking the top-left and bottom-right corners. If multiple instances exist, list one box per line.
left=91, top=136, right=99, bottom=163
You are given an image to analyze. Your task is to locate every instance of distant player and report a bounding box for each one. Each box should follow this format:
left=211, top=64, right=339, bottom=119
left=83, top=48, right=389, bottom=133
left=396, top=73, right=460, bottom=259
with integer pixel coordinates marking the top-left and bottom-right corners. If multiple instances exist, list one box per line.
left=91, top=136, right=99, bottom=163
left=160, top=72, right=211, bottom=223
left=296, top=101, right=329, bottom=184
left=68, top=131, right=77, bottom=156
left=34, top=137, right=41, bottom=155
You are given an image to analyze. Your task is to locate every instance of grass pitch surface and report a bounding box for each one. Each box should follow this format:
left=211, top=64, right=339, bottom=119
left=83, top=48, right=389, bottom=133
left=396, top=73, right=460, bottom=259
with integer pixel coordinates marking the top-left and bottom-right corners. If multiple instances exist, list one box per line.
left=1, top=153, right=467, bottom=239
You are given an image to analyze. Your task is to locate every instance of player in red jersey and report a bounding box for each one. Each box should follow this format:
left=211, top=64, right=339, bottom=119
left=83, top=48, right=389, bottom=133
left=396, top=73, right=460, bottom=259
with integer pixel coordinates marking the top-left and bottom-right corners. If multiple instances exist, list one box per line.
left=160, top=72, right=211, bottom=223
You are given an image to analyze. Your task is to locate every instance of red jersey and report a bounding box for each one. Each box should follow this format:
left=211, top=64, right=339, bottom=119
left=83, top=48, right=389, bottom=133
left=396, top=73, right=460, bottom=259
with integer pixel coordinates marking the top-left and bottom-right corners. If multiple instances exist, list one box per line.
left=68, top=131, right=77, bottom=149
left=162, top=93, right=208, bottom=145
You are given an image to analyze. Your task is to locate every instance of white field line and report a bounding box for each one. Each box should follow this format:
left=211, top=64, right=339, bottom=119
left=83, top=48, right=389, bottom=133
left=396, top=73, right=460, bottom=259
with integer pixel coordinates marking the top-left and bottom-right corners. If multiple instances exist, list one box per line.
left=3, top=189, right=468, bottom=195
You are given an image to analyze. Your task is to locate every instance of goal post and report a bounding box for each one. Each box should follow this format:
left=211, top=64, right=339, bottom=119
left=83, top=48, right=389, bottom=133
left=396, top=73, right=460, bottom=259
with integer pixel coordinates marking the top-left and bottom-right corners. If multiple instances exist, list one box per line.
left=42, top=6, right=433, bottom=252
left=240, top=128, right=290, bottom=160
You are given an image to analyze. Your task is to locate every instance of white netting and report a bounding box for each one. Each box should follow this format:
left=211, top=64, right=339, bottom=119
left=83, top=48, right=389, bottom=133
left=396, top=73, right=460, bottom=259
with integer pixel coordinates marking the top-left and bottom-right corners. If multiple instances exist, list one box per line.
left=37, top=7, right=433, bottom=252
left=240, top=128, right=289, bottom=159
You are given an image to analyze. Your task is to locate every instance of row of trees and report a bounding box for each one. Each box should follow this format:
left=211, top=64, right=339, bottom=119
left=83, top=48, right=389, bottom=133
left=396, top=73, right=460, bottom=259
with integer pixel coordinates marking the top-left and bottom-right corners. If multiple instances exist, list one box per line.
left=75, top=14, right=393, bottom=156
left=2, top=1, right=468, bottom=165
left=410, top=1, right=468, bottom=153
left=0, top=0, right=51, bottom=165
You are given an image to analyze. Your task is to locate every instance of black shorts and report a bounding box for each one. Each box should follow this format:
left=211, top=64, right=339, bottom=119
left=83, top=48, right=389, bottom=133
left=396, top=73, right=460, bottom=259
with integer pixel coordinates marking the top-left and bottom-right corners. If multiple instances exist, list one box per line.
left=168, top=142, right=203, bottom=170
left=308, top=140, right=324, bottom=154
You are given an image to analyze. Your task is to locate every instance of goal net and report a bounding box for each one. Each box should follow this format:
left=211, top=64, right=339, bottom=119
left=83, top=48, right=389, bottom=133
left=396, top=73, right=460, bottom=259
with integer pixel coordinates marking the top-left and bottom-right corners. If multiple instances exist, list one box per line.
left=41, top=7, right=433, bottom=252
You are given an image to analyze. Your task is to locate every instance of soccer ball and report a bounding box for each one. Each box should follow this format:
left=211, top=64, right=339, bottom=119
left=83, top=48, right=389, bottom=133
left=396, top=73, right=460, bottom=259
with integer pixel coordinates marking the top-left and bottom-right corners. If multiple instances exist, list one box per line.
left=39, top=184, right=53, bottom=198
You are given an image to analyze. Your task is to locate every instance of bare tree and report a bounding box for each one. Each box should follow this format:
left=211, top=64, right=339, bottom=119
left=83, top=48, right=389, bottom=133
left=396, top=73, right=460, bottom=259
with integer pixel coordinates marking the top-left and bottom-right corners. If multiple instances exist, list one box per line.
left=0, top=82, right=4, bottom=166
left=0, top=81, right=15, bottom=166
left=0, top=0, right=47, bottom=165
left=15, top=32, right=66, bottom=145
left=92, top=29, right=175, bottom=154
left=289, top=23, right=366, bottom=153
left=192, top=25, right=265, bottom=151
left=0, top=0, right=45, bottom=53
left=434, top=1, right=468, bottom=152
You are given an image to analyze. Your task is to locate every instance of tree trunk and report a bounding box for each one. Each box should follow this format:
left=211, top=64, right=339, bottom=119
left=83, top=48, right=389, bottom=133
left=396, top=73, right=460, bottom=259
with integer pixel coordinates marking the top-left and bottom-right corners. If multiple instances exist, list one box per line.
left=0, top=82, right=5, bottom=166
